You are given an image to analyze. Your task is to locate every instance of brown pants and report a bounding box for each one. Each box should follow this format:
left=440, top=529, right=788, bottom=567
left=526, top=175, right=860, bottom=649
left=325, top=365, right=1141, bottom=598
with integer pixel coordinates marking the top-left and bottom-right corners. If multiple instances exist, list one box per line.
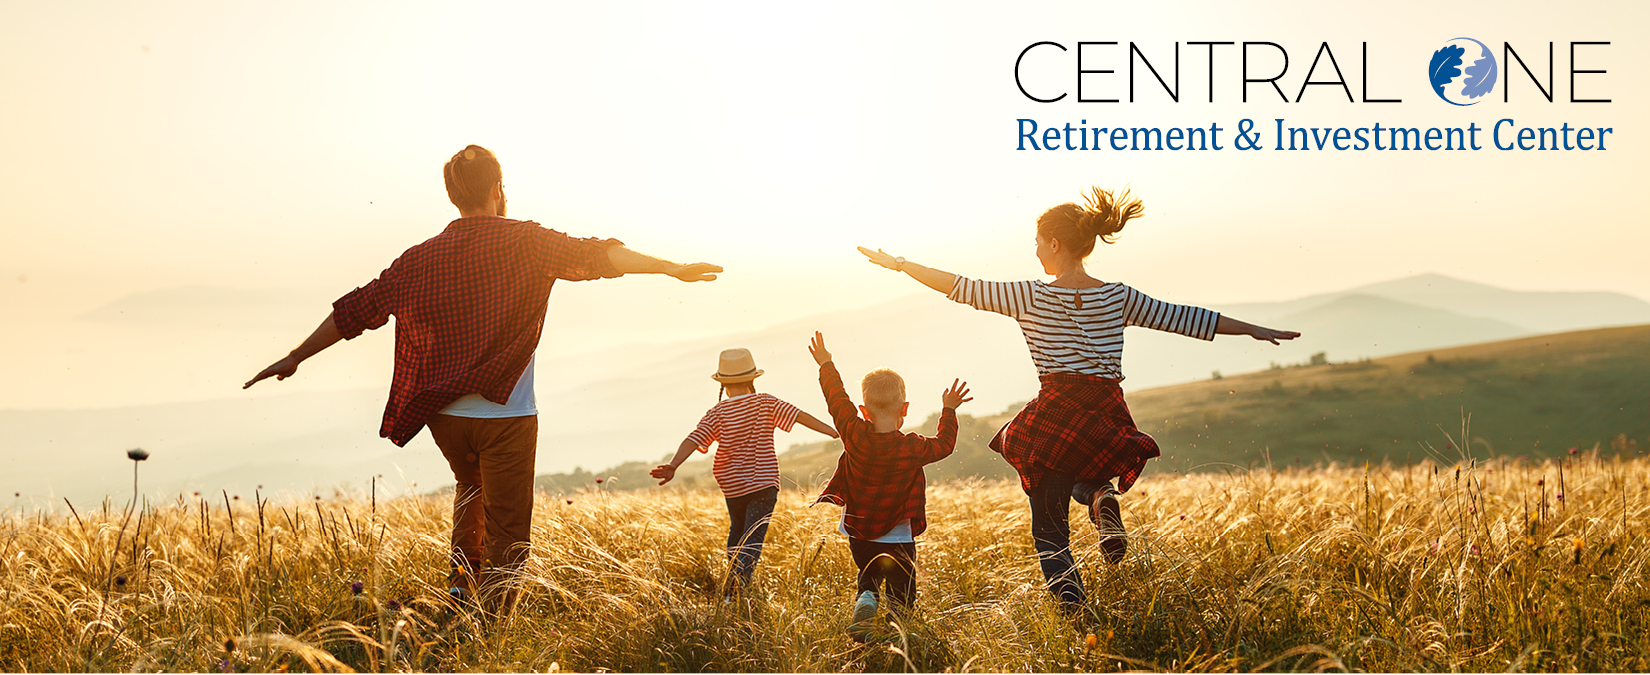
left=427, top=414, right=538, bottom=610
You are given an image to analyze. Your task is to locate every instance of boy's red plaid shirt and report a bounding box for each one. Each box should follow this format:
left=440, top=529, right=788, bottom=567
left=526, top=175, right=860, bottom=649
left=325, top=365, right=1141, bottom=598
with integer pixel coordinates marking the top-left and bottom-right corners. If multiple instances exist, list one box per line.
left=813, top=362, right=957, bottom=540
left=331, top=216, right=623, bottom=446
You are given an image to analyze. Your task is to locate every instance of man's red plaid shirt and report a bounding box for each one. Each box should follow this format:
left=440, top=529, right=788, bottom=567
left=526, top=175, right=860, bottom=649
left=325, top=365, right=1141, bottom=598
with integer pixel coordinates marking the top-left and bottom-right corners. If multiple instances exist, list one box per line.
left=813, top=362, right=957, bottom=540
left=331, top=216, right=623, bottom=446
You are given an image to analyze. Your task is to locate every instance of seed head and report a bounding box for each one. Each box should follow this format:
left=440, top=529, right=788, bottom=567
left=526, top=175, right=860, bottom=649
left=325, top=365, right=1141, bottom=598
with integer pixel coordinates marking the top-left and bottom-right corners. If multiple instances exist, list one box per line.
left=126, top=448, right=149, bottom=461
left=1537, top=478, right=1545, bottom=487
left=350, top=581, right=364, bottom=595
left=224, top=638, right=237, bottom=652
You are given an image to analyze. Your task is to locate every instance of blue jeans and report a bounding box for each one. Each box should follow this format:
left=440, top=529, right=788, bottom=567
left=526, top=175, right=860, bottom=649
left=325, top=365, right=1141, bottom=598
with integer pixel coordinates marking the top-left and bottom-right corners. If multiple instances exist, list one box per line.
left=724, top=486, right=779, bottom=589
left=1028, top=472, right=1112, bottom=614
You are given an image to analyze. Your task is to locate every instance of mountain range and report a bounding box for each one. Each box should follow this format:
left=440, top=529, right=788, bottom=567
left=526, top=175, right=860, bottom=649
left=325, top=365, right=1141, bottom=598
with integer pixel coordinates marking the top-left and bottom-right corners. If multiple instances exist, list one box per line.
left=5, top=273, right=1648, bottom=506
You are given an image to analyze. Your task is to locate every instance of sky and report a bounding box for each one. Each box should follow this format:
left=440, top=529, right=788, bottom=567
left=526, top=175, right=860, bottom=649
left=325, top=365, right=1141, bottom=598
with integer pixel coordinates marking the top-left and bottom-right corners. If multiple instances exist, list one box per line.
left=1, top=0, right=1646, bottom=413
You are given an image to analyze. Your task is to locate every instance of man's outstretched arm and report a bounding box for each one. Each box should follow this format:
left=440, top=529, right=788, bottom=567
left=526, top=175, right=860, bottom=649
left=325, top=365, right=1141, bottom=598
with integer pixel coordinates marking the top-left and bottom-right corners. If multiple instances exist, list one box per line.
left=606, top=245, right=722, bottom=282
left=243, top=311, right=343, bottom=389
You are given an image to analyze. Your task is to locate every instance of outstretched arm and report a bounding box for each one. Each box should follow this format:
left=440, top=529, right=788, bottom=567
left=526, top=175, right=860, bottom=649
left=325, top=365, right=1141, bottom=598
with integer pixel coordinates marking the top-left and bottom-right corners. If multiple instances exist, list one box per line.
left=243, top=311, right=343, bottom=389
left=1215, top=315, right=1300, bottom=345
left=607, top=245, right=723, bottom=282
left=857, top=247, right=957, bottom=294
left=794, top=411, right=840, bottom=439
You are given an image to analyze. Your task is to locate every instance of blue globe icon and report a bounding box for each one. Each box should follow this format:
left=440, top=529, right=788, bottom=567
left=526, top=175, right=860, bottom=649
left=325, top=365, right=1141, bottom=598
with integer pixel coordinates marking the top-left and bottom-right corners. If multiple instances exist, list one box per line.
left=1429, top=37, right=1498, bottom=106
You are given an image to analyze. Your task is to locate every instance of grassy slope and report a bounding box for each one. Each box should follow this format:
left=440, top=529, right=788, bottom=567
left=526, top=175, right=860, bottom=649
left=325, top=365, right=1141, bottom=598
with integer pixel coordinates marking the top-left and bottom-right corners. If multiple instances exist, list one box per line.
left=1137, top=323, right=1650, bottom=472
left=539, top=324, right=1650, bottom=494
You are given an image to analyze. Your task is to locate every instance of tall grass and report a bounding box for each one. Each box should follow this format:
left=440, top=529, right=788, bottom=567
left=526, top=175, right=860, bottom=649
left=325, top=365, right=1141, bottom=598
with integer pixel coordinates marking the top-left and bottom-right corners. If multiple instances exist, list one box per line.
left=3, top=449, right=1648, bottom=672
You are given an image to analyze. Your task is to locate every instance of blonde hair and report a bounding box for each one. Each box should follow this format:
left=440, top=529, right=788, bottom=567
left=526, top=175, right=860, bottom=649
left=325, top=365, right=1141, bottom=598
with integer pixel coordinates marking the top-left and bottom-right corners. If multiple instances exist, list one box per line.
left=443, top=145, right=502, bottom=211
left=860, top=368, right=906, bottom=417
left=1036, top=186, right=1145, bottom=258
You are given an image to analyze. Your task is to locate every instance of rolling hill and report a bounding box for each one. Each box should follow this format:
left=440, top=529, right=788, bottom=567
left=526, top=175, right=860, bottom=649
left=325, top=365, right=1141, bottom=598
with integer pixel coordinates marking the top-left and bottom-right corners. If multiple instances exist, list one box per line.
left=564, top=324, right=1650, bottom=494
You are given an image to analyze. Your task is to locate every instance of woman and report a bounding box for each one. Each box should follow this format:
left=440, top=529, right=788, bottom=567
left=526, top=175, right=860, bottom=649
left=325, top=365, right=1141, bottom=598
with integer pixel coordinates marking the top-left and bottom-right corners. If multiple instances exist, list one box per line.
left=857, top=187, right=1298, bottom=615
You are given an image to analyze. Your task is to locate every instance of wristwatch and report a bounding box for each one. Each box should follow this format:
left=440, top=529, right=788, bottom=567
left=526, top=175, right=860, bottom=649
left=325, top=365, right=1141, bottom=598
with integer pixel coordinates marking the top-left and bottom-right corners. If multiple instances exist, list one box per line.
left=894, top=256, right=906, bottom=271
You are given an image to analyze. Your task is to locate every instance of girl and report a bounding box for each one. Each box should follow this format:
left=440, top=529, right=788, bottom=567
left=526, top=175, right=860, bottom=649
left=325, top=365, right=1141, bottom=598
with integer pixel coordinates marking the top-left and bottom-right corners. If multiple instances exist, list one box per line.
left=651, top=348, right=838, bottom=593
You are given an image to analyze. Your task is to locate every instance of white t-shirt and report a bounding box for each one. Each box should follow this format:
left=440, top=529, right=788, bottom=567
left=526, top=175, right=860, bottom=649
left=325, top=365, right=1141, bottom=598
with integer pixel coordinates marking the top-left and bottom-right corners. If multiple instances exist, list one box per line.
left=437, top=353, right=537, bottom=418
left=839, top=517, right=915, bottom=543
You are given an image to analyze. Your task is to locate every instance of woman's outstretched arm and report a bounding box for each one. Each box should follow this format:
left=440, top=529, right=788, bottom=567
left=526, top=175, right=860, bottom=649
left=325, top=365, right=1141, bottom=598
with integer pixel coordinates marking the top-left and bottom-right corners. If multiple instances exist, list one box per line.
left=857, top=246, right=957, bottom=294
left=1215, top=315, right=1301, bottom=345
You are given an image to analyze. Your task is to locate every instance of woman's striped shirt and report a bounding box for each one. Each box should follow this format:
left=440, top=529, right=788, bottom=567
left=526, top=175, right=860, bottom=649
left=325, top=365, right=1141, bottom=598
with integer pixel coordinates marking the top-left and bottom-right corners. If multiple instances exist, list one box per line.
left=948, top=276, right=1220, bottom=380
left=686, top=393, right=800, bottom=498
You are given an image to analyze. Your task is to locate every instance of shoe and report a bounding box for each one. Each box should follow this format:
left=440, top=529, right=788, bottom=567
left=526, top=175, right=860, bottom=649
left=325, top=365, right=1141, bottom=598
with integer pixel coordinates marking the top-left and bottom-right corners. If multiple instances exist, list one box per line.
left=1090, top=492, right=1126, bottom=564
left=849, top=591, right=878, bottom=641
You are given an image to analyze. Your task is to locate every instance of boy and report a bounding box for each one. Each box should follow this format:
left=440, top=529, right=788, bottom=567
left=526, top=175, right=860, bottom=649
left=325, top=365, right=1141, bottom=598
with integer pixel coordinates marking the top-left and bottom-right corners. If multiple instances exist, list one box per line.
left=651, top=347, right=838, bottom=593
left=807, top=331, right=970, bottom=637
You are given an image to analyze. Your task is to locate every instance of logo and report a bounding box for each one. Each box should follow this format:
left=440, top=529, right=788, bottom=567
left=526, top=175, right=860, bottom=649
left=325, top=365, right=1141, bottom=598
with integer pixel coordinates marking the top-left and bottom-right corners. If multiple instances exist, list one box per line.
left=1428, top=38, right=1498, bottom=106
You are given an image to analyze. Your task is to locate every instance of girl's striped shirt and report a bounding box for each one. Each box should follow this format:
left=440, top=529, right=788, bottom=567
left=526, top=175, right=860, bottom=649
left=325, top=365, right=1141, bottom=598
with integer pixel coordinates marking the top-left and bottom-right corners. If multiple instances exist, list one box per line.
left=686, top=393, right=800, bottom=498
left=948, top=276, right=1220, bottom=380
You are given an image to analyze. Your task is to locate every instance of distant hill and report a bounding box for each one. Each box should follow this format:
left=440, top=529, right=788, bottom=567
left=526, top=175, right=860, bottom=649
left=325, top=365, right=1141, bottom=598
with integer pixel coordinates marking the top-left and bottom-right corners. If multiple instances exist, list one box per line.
left=566, top=324, right=1650, bottom=493
left=7, top=274, right=1648, bottom=505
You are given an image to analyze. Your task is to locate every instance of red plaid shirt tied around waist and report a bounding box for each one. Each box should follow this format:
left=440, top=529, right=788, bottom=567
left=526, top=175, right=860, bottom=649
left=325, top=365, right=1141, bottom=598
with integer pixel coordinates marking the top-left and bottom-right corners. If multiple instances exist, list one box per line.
left=331, top=216, right=623, bottom=446
left=813, top=362, right=957, bottom=540
left=990, top=371, right=1159, bottom=496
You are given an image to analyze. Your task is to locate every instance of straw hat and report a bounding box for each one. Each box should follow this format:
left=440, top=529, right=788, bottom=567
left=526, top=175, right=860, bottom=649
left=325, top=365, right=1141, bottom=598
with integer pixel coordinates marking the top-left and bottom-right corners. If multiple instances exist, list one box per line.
left=711, top=348, right=764, bottom=383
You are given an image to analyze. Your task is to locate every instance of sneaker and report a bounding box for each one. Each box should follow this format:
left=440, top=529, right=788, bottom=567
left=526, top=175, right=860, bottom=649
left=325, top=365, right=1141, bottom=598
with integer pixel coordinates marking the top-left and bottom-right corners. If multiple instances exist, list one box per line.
left=1090, top=492, right=1126, bottom=564
left=849, top=591, right=878, bottom=640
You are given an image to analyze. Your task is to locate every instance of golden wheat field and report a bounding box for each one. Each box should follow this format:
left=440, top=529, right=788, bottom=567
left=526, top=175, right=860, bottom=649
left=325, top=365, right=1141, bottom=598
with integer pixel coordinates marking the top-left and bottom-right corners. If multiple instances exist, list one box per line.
left=3, top=448, right=1648, bottom=673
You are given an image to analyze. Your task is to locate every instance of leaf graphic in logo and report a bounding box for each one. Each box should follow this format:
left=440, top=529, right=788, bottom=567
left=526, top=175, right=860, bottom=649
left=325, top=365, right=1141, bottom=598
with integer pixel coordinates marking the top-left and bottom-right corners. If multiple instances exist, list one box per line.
left=1428, top=44, right=1466, bottom=98
left=1459, top=42, right=1498, bottom=99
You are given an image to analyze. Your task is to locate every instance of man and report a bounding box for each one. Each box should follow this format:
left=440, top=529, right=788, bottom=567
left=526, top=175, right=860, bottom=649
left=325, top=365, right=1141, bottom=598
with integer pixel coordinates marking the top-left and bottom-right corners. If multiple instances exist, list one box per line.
left=244, top=145, right=720, bottom=614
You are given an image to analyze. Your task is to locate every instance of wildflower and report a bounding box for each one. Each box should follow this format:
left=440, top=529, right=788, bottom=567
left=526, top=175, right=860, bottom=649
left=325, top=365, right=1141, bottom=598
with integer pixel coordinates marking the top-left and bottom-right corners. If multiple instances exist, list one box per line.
left=218, top=658, right=233, bottom=673
left=115, top=575, right=127, bottom=587
left=350, top=581, right=364, bottom=595
left=1085, top=633, right=1098, bottom=650
left=1568, top=447, right=1578, bottom=455
left=594, top=478, right=603, bottom=484
left=1573, top=537, right=1585, bottom=565
left=1470, top=544, right=1481, bottom=556
left=232, top=495, right=241, bottom=501
left=126, top=448, right=149, bottom=461
left=1179, top=514, right=1187, bottom=520
left=314, top=496, right=322, bottom=501
left=1557, top=492, right=1565, bottom=501
left=1429, top=541, right=1439, bottom=554
left=193, top=491, right=201, bottom=497
left=566, top=499, right=574, bottom=504
left=1469, top=505, right=1476, bottom=514
left=1536, top=478, right=1545, bottom=487
left=224, top=638, right=237, bottom=652
left=1446, top=443, right=1453, bottom=450
left=386, top=599, right=402, bottom=611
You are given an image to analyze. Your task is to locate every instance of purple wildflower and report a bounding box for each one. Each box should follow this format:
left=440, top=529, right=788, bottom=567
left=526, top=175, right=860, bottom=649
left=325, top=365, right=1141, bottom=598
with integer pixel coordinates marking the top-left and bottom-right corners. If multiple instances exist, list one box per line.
left=114, top=575, right=127, bottom=587
left=386, top=599, right=402, bottom=611
left=350, top=581, right=364, bottom=595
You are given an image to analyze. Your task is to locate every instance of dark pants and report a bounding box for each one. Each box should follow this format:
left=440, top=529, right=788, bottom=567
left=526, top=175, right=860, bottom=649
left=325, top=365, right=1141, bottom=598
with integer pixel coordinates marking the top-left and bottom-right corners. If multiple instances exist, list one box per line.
left=724, top=486, right=779, bottom=589
left=849, top=539, right=918, bottom=610
left=427, top=414, right=539, bottom=615
left=1028, top=471, right=1113, bottom=614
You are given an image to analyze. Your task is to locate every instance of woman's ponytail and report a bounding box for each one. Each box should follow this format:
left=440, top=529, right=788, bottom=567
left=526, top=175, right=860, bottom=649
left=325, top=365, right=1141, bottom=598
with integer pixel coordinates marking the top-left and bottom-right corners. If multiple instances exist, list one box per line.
left=1037, top=186, right=1145, bottom=258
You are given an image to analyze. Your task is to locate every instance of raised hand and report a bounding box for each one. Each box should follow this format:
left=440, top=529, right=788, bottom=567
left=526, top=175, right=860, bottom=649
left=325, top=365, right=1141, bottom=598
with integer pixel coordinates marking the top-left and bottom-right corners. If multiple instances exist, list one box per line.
left=244, top=355, right=301, bottom=389
left=808, top=331, right=833, bottom=366
left=666, top=262, right=723, bottom=282
left=941, top=378, right=973, bottom=409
